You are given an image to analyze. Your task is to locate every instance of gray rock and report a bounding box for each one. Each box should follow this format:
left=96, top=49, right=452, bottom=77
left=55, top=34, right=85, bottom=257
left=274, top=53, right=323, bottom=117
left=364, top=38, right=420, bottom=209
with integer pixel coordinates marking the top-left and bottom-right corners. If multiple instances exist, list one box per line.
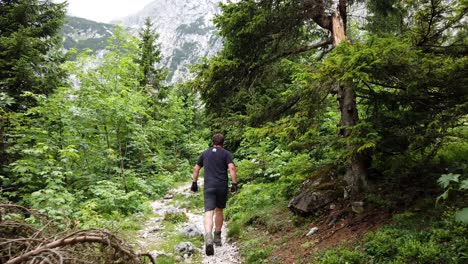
left=288, top=190, right=340, bottom=216
left=182, top=224, right=203, bottom=238
left=351, top=201, right=365, bottom=214
left=164, top=206, right=181, bottom=214
left=306, top=227, right=319, bottom=237
left=174, top=242, right=196, bottom=257
left=288, top=167, right=343, bottom=215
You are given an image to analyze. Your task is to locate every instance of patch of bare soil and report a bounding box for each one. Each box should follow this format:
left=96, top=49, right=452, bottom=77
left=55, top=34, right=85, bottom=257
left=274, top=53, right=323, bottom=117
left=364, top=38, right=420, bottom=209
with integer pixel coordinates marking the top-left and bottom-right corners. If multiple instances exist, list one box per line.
left=269, top=203, right=392, bottom=263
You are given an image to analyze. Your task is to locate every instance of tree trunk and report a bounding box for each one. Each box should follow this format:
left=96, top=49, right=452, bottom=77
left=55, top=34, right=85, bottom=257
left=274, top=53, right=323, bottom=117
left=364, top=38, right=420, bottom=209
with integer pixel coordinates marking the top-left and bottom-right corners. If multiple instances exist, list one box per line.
left=305, top=0, right=370, bottom=198
left=331, top=2, right=369, bottom=198
left=337, top=85, right=368, bottom=197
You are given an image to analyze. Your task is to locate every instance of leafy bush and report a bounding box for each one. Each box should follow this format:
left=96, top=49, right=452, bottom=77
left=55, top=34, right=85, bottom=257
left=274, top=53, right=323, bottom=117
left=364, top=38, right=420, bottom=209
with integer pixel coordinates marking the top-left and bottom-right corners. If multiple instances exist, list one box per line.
left=87, top=180, right=147, bottom=215
left=318, top=248, right=366, bottom=264
left=436, top=173, right=468, bottom=223
left=226, top=182, right=288, bottom=225
left=27, top=187, right=77, bottom=222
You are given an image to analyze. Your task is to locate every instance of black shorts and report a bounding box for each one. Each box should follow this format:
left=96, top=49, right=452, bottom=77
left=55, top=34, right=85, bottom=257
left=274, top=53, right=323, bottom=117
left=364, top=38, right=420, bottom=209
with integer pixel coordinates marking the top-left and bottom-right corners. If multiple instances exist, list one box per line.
left=204, top=186, right=228, bottom=212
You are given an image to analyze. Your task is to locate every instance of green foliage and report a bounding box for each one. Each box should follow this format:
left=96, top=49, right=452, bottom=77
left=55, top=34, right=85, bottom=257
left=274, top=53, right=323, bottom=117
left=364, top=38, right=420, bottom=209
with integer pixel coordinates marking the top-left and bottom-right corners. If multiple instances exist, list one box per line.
left=191, top=0, right=468, bottom=262
left=437, top=172, right=468, bottom=224
left=0, top=0, right=67, bottom=111
left=87, top=180, right=146, bottom=215
left=227, top=221, right=241, bottom=239
left=246, top=247, right=271, bottom=263
left=365, top=216, right=467, bottom=263
left=137, top=18, right=166, bottom=90
left=318, top=210, right=468, bottom=263
left=317, top=249, right=365, bottom=264
left=226, top=183, right=287, bottom=225
left=3, top=24, right=206, bottom=225
left=163, top=212, right=189, bottom=224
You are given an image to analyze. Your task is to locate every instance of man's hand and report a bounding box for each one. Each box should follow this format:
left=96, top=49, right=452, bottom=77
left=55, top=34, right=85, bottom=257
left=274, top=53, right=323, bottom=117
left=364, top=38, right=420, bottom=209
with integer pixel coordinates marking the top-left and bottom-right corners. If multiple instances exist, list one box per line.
left=230, top=183, right=237, bottom=194
left=190, top=181, right=198, bottom=192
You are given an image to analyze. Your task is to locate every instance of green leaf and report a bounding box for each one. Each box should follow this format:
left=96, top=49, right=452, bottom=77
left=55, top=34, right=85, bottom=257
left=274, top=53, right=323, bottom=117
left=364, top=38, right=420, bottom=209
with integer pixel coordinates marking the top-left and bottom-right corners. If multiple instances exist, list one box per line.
left=459, top=179, right=468, bottom=190
left=455, top=208, right=468, bottom=224
left=437, top=173, right=460, bottom=188
left=436, top=188, right=450, bottom=205
left=357, top=142, right=376, bottom=153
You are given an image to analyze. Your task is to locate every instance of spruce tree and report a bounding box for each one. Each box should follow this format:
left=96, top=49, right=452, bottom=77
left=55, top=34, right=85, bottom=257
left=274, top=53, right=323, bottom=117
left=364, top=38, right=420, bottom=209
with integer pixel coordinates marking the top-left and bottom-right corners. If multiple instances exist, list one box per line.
left=0, top=0, right=67, bottom=112
left=137, top=17, right=165, bottom=95
left=0, top=0, right=66, bottom=173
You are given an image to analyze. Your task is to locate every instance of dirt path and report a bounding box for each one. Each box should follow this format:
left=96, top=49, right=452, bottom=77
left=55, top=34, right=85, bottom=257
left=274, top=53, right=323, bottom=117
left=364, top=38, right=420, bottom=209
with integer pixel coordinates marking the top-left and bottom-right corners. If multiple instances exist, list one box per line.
left=136, top=184, right=241, bottom=263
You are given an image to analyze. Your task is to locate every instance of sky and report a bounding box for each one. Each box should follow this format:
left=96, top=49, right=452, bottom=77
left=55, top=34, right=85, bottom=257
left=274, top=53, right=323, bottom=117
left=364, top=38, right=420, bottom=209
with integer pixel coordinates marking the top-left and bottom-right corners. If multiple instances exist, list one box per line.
left=54, top=0, right=155, bottom=23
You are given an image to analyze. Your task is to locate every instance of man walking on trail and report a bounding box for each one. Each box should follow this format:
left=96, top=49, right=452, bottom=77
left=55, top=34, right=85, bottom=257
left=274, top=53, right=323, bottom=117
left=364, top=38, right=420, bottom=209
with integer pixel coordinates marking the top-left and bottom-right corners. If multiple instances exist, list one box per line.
left=191, top=133, right=238, bottom=256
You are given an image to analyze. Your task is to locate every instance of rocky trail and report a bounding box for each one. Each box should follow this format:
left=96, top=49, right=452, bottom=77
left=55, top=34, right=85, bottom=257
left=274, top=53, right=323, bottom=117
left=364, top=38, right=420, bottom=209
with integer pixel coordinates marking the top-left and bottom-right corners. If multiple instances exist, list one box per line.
left=135, top=184, right=241, bottom=263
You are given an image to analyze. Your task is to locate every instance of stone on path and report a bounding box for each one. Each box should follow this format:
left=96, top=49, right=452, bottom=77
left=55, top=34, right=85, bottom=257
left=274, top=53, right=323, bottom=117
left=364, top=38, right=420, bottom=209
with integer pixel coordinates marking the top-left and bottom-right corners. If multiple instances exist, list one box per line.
left=174, top=242, right=196, bottom=257
left=182, top=224, right=203, bottom=238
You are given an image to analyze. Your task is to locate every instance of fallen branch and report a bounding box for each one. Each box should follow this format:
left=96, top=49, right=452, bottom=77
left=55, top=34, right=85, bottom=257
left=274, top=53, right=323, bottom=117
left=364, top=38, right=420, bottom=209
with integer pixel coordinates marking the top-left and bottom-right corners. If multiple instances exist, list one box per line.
left=1, top=204, right=155, bottom=264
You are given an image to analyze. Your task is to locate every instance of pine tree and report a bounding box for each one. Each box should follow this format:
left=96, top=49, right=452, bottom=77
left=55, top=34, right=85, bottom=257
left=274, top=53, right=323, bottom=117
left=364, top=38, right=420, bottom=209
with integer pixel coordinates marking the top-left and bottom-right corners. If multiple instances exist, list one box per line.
left=0, top=0, right=66, bottom=173
left=137, top=17, right=165, bottom=96
left=0, top=0, right=67, bottom=112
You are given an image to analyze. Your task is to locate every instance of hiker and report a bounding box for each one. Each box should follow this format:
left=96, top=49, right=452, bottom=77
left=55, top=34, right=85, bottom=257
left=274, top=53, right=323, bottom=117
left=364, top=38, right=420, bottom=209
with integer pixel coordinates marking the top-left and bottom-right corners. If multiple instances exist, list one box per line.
left=191, top=133, right=238, bottom=256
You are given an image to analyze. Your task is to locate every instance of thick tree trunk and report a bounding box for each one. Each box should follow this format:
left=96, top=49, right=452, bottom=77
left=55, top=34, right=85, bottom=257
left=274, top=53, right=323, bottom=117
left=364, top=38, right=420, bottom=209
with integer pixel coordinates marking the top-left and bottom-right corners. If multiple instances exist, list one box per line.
left=332, top=2, right=368, bottom=198
left=337, top=85, right=368, bottom=197
left=332, top=0, right=368, bottom=200
left=304, top=0, right=369, bottom=198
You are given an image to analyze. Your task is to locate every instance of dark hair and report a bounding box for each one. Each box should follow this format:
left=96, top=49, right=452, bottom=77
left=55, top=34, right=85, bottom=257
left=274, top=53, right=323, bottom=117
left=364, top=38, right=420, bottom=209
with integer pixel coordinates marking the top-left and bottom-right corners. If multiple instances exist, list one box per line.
left=212, top=133, right=225, bottom=146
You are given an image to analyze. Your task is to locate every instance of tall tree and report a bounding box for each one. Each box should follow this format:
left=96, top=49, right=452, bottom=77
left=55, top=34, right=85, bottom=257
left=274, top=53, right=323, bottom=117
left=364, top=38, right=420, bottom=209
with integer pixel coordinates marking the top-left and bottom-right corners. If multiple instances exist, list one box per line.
left=304, top=0, right=370, bottom=198
left=195, top=0, right=467, bottom=200
left=196, top=0, right=368, bottom=197
left=0, top=0, right=67, bottom=111
left=0, top=0, right=66, bottom=174
left=137, top=18, right=165, bottom=95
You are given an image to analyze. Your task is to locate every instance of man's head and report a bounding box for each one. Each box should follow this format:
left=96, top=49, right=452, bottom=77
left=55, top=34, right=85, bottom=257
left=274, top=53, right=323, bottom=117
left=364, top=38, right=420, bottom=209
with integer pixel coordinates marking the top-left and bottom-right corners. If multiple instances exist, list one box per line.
left=212, top=133, right=225, bottom=146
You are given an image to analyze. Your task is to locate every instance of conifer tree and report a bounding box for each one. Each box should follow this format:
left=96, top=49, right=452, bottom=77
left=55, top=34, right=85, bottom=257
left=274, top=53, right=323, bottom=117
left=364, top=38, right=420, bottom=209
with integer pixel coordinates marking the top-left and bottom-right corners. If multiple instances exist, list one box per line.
left=137, top=17, right=165, bottom=96
left=0, top=0, right=66, bottom=173
left=0, top=0, right=67, bottom=111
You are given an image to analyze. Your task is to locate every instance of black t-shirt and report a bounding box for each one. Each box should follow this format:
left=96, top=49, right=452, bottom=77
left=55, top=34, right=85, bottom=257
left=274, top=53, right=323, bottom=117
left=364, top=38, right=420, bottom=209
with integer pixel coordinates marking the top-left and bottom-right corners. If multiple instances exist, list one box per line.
left=197, top=147, right=234, bottom=188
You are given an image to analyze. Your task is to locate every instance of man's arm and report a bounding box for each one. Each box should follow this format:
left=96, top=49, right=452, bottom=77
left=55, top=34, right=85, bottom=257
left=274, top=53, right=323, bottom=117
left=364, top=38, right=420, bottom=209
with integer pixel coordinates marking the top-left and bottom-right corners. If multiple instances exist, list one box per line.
left=192, top=164, right=201, bottom=182
left=191, top=164, right=202, bottom=192
left=228, top=163, right=237, bottom=184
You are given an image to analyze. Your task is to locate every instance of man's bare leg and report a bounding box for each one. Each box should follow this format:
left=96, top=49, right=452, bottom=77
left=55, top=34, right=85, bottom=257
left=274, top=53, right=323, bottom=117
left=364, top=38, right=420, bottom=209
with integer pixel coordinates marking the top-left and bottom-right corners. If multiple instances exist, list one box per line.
left=204, top=210, right=215, bottom=255
left=214, top=208, right=224, bottom=231
left=204, top=210, right=214, bottom=233
left=214, top=208, right=223, bottom=246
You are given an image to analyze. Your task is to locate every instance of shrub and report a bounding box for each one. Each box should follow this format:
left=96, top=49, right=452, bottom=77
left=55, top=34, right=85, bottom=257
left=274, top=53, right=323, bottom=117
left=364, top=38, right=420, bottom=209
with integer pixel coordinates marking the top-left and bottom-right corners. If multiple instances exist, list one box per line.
left=318, top=248, right=366, bottom=264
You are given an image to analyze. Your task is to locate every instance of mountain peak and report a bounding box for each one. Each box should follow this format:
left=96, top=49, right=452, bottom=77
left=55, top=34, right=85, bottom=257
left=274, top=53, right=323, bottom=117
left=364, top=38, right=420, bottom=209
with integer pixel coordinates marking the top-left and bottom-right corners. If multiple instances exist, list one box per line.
left=119, top=0, right=225, bottom=83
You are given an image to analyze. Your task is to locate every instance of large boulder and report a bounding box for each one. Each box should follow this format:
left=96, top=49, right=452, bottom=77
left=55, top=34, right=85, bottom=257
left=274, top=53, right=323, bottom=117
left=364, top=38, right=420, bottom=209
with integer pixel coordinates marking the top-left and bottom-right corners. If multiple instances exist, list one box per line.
left=288, top=166, right=344, bottom=215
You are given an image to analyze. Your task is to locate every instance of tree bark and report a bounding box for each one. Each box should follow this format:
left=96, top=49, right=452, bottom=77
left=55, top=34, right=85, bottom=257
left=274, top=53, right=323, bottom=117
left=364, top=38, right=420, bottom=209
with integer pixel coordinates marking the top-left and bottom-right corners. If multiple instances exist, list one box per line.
left=334, top=3, right=368, bottom=198
left=305, top=0, right=369, bottom=198
left=337, top=84, right=368, bottom=197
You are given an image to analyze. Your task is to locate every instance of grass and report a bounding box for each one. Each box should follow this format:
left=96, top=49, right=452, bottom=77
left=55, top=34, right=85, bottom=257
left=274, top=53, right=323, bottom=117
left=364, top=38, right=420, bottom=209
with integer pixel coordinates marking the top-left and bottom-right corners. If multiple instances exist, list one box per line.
left=169, top=193, right=204, bottom=213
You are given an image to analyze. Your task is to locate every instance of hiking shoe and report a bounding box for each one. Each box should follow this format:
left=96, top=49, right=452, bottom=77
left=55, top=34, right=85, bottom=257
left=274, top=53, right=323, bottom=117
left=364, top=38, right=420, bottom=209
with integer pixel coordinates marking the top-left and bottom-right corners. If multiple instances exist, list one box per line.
left=205, top=233, right=214, bottom=256
left=213, top=231, right=222, bottom=246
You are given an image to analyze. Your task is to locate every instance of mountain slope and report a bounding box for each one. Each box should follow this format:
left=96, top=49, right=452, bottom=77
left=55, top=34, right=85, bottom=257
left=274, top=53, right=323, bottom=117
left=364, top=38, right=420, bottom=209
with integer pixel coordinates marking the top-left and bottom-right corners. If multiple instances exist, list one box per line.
left=61, top=16, right=116, bottom=54
left=119, top=0, right=225, bottom=83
